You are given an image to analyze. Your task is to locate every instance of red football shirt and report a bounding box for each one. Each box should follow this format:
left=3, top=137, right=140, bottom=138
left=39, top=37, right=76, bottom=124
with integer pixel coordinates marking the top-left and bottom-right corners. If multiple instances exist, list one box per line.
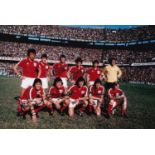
left=68, top=85, right=88, bottom=99
left=21, top=86, right=44, bottom=100
left=69, top=66, right=85, bottom=81
left=108, top=88, right=123, bottom=99
left=87, top=67, right=102, bottom=81
left=49, top=86, right=65, bottom=98
left=38, top=61, right=50, bottom=78
left=18, top=58, right=38, bottom=78
left=89, top=85, right=104, bottom=98
left=53, top=63, right=69, bottom=78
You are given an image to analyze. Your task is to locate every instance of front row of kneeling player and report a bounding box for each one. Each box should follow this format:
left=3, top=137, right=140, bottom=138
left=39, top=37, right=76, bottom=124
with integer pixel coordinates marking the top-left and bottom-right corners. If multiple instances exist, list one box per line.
left=19, top=77, right=128, bottom=121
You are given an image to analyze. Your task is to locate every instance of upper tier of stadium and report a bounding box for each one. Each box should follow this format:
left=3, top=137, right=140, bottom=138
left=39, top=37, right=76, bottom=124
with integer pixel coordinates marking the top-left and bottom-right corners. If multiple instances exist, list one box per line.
left=0, top=25, right=155, bottom=42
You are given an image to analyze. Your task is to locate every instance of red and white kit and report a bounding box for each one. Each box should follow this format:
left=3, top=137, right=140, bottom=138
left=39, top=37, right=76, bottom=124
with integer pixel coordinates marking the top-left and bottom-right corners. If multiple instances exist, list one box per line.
left=48, top=86, right=65, bottom=104
left=87, top=67, right=102, bottom=86
left=53, top=63, right=69, bottom=88
left=108, top=88, right=127, bottom=115
left=38, top=61, right=51, bottom=89
left=89, top=85, right=104, bottom=107
left=20, top=86, right=44, bottom=110
left=69, top=66, right=85, bottom=82
left=68, top=85, right=88, bottom=108
left=18, top=58, right=38, bottom=88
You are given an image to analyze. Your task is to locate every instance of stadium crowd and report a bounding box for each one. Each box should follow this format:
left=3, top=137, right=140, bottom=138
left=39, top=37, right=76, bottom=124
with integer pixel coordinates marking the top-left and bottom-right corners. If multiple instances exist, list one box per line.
left=0, top=25, right=155, bottom=42
left=121, top=66, right=155, bottom=84
left=0, top=41, right=155, bottom=64
left=0, top=41, right=102, bottom=62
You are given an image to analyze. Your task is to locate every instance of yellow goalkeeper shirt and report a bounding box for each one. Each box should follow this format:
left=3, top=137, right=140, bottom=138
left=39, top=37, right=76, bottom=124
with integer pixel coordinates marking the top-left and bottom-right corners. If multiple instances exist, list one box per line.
left=103, top=65, right=122, bottom=83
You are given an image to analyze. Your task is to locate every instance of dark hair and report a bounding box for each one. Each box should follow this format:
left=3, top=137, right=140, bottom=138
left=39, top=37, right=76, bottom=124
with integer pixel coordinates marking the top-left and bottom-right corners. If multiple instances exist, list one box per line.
left=60, top=54, right=66, bottom=60
left=94, top=79, right=102, bottom=88
left=108, top=57, right=116, bottom=65
left=75, top=77, right=85, bottom=87
left=33, top=78, right=42, bottom=87
left=111, top=82, right=118, bottom=88
left=41, top=53, right=48, bottom=59
left=53, top=77, right=63, bottom=86
left=27, top=48, right=36, bottom=56
left=92, top=60, right=99, bottom=65
left=75, top=57, right=83, bottom=64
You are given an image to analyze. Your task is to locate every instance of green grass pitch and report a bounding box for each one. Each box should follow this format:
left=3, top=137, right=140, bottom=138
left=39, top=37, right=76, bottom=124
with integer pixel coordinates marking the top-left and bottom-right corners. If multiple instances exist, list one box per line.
left=0, top=77, right=155, bottom=129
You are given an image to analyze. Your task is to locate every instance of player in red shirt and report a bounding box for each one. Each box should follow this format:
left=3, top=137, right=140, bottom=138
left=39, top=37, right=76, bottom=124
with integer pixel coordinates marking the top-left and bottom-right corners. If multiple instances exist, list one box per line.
left=52, top=55, right=69, bottom=89
left=67, top=77, right=88, bottom=117
left=20, top=78, right=49, bottom=122
left=87, top=60, right=103, bottom=87
left=89, top=79, right=105, bottom=117
left=68, top=57, right=85, bottom=85
left=13, top=48, right=38, bottom=116
left=38, top=54, right=52, bottom=90
left=47, top=77, right=69, bottom=116
left=107, top=83, right=128, bottom=118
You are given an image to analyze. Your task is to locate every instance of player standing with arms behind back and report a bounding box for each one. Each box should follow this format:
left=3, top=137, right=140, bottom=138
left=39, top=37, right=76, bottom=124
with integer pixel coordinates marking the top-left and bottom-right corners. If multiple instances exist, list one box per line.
left=13, top=48, right=38, bottom=116
left=52, top=54, right=69, bottom=89
left=68, top=57, right=85, bottom=85
left=87, top=60, right=103, bottom=87
left=38, top=54, right=51, bottom=91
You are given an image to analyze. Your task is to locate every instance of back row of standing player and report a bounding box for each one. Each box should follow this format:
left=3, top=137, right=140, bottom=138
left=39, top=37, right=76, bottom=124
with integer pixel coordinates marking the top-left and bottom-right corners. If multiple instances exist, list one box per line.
left=13, top=48, right=127, bottom=121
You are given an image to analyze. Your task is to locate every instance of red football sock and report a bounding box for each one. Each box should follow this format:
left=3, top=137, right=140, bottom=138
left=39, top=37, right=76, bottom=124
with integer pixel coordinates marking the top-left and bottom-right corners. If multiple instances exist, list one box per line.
left=61, top=104, right=68, bottom=112
left=108, top=104, right=113, bottom=115
left=88, top=104, right=93, bottom=113
left=34, top=105, right=45, bottom=113
left=17, top=98, right=22, bottom=113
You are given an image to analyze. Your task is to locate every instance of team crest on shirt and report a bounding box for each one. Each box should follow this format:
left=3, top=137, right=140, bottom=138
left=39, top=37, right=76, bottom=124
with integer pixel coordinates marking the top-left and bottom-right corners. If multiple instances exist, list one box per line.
left=34, top=62, right=37, bottom=67
left=81, top=91, right=85, bottom=94
left=46, top=65, right=49, bottom=69
left=98, top=90, right=102, bottom=94
left=97, top=71, right=101, bottom=74
left=59, top=89, right=63, bottom=93
left=81, top=69, right=84, bottom=72
left=65, top=66, right=67, bottom=70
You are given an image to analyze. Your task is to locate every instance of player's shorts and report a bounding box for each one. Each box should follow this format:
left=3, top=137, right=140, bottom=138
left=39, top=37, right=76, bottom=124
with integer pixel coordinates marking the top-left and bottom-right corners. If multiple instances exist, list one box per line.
left=21, top=77, right=35, bottom=89
left=61, top=78, right=68, bottom=88
left=40, top=78, right=48, bottom=89
left=30, top=98, right=43, bottom=106
left=88, top=81, right=95, bottom=86
left=20, top=100, right=29, bottom=111
left=51, top=98, right=63, bottom=104
left=91, top=99, right=98, bottom=107
left=69, top=98, right=78, bottom=108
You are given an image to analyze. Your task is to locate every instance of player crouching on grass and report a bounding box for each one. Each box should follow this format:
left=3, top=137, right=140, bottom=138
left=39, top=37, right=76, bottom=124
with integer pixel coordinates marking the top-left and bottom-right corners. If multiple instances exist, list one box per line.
left=88, top=79, right=105, bottom=117
left=20, top=78, right=50, bottom=122
left=106, top=83, right=128, bottom=118
left=67, top=77, right=88, bottom=117
left=47, top=77, right=70, bottom=116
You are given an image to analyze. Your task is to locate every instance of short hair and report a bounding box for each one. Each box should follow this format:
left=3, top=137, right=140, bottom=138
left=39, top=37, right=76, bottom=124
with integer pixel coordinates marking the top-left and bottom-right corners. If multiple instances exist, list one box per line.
left=75, top=57, right=83, bottom=64
left=60, top=54, right=66, bottom=60
left=108, top=57, right=116, bottom=64
left=41, top=53, right=48, bottom=59
left=75, top=77, right=85, bottom=86
left=53, top=77, right=63, bottom=86
left=94, top=79, right=102, bottom=87
left=33, top=78, right=42, bottom=87
left=27, top=48, right=36, bottom=56
left=92, top=60, right=99, bottom=65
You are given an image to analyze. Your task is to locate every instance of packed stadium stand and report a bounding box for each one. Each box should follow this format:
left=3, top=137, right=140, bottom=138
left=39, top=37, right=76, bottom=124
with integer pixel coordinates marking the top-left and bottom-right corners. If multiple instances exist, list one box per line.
left=0, top=25, right=155, bottom=84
